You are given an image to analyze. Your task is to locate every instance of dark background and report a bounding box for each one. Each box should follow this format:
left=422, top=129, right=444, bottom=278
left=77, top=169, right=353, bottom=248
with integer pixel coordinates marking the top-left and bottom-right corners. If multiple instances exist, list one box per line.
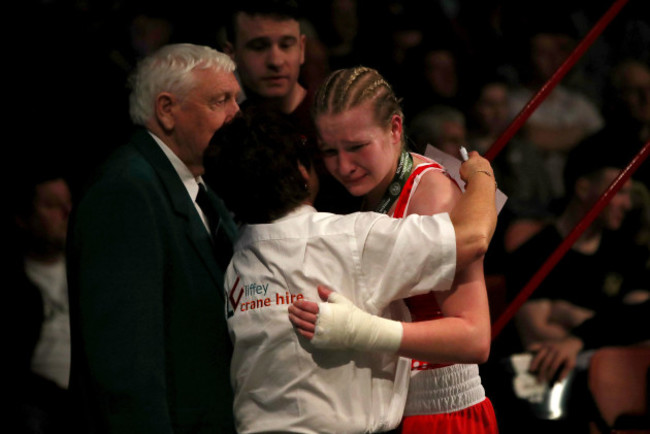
left=15, top=0, right=649, bottom=197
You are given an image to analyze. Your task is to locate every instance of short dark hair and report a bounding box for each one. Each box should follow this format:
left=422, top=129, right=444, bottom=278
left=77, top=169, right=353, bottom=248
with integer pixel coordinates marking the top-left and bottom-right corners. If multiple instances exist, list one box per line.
left=12, top=156, right=70, bottom=219
left=563, top=130, right=633, bottom=196
left=225, top=0, right=302, bottom=44
left=204, top=108, right=316, bottom=224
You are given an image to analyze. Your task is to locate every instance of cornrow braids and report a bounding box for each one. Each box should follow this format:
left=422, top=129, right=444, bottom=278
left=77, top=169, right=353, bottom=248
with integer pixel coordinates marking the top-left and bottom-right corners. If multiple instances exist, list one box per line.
left=339, top=66, right=373, bottom=110
left=360, top=78, right=391, bottom=101
left=313, top=66, right=404, bottom=135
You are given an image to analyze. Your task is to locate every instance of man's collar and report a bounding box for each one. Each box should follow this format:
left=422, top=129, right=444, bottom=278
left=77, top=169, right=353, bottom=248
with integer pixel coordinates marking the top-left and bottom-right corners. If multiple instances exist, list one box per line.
left=148, top=131, right=203, bottom=199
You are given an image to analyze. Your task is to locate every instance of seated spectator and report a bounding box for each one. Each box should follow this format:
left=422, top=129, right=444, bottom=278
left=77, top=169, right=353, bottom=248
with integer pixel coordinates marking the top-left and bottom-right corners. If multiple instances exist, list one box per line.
left=604, top=58, right=650, bottom=144
left=599, top=57, right=650, bottom=186
left=407, top=104, right=468, bottom=160
left=508, top=23, right=604, bottom=201
left=7, top=164, right=75, bottom=433
left=486, top=137, right=650, bottom=434
left=400, top=42, right=469, bottom=120
left=527, top=298, right=650, bottom=385
left=574, top=58, right=650, bottom=269
left=466, top=76, right=556, bottom=257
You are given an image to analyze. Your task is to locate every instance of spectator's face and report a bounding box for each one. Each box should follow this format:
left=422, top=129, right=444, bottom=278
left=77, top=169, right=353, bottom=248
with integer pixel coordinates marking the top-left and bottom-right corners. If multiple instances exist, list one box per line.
left=424, top=50, right=457, bottom=98
left=228, top=13, right=305, bottom=101
left=316, top=101, right=402, bottom=199
left=129, top=14, right=172, bottom=58
left=616, top=63, right=650, bottom=123
left=475, top=83, right=510, bottom=135
left=172, top=68, right=240, bottom=176
left=331, top=0, right=358, bottom=43
left=530, top=33, right=573, bottom=81
left=435, top=120, right=467, bottom=161
left=587, top=168, right=633, bottom=230
left=23, top=179, right=72, bottom=251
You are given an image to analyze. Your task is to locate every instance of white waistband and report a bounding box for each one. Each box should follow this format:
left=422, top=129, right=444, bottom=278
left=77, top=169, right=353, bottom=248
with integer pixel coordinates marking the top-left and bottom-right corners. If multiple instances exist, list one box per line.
left=404, top=364, right=485, bottom=416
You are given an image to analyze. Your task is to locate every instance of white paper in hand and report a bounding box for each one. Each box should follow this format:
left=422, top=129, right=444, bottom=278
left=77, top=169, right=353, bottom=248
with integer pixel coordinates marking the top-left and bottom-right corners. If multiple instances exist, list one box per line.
left=424, top=144, right=508, bottom=214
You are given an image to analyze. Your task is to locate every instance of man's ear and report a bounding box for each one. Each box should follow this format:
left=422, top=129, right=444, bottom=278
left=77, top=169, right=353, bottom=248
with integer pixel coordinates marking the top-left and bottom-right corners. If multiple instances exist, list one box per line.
left=299, top=34, right=306, bottom=65
left=155, top=92, right=176, bottom=131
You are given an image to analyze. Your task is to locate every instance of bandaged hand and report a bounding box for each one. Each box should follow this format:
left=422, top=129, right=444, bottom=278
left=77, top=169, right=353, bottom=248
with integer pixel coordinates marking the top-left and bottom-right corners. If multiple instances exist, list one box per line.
left=290, top=285, right=403, bottom=353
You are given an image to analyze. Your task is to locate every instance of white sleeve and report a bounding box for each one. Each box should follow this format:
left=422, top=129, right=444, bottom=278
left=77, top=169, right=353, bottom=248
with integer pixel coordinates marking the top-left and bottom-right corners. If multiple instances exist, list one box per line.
left=353, top=212, right=456, bottom=313
left=574, top=93, right=604, bottom=132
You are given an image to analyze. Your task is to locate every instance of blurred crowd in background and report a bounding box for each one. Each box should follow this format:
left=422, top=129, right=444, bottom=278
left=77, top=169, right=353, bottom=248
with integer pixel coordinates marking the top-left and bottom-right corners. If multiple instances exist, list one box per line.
left=18, top=0, right=649, bottom=193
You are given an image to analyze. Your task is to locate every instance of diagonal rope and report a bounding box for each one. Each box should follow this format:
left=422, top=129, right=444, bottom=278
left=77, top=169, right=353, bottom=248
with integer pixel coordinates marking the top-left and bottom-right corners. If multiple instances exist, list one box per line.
left=492, top=140, right=650, bottom=340
left=483, top=0, right=632, bottom=340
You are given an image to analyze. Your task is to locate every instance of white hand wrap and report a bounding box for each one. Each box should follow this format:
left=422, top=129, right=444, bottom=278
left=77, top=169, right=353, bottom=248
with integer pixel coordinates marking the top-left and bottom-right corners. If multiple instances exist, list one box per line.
left=311, top=292, right=403, bottom=353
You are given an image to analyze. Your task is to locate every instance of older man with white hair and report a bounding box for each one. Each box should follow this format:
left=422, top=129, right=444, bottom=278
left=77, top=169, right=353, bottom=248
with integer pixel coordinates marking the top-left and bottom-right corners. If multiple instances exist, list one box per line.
left=67, top=43, right=240, bottom=433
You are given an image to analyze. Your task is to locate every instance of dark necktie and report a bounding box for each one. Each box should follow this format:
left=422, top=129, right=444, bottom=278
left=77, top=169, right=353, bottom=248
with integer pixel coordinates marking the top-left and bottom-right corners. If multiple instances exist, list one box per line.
left=195, top=183, right=234, bottom=270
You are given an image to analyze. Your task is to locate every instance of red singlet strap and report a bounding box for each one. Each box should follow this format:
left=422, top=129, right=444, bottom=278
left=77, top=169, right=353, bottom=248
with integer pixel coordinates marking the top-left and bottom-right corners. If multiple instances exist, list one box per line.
left=392, top=163, right=444, bottom=218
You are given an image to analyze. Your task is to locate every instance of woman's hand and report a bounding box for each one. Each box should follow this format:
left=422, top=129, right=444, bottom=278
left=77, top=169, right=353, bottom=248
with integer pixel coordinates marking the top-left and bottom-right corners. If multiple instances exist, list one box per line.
left=459, top=151, right=495, bottom=185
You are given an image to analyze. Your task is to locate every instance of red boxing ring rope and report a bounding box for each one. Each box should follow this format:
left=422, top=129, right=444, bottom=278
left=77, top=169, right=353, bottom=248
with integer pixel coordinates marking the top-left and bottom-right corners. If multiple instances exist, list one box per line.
left=483, top=0, right=630, bottom=163
left=484, top=0, right=632, bottom=339
left=492, top=140, right=650, bottom=340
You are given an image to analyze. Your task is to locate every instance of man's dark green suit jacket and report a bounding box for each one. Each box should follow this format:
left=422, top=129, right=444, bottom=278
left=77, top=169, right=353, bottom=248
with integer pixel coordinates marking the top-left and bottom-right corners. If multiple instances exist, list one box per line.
left=67, top=128, right=237, bottom=433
